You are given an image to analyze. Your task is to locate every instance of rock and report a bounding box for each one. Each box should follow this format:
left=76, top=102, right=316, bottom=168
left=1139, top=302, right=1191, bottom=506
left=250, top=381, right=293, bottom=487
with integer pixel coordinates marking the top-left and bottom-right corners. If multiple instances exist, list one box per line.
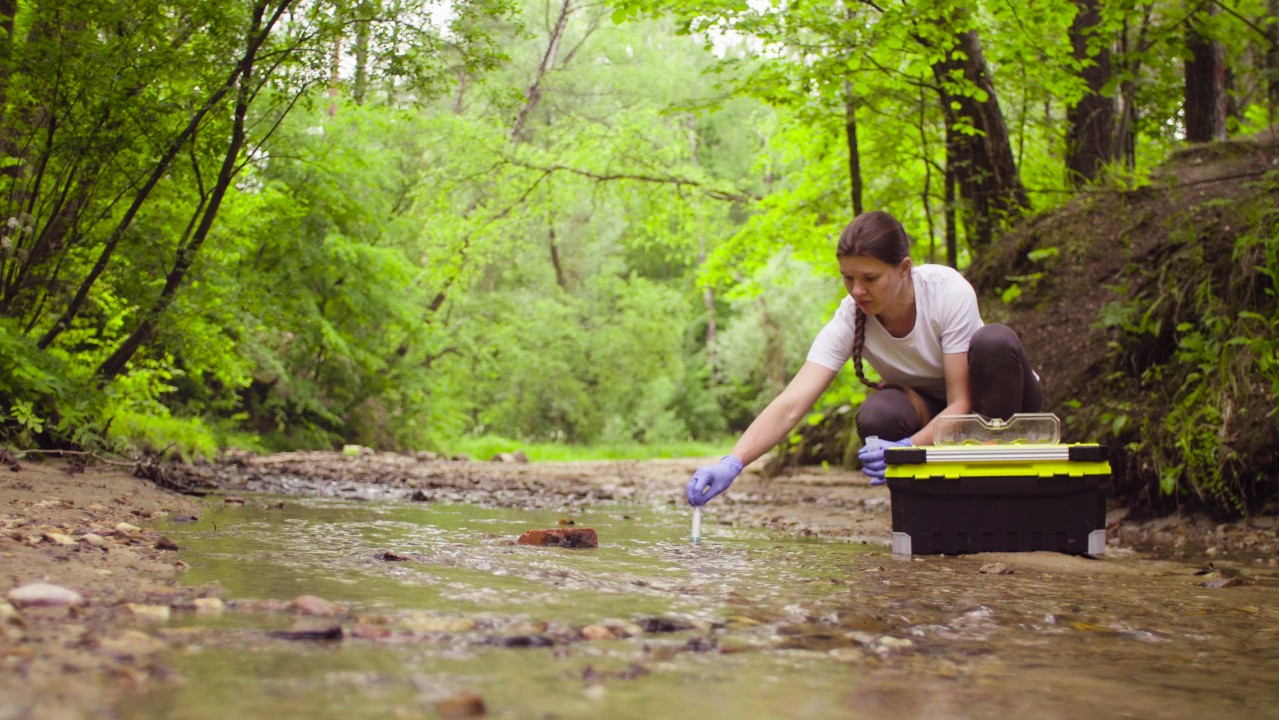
left=124, top=604, right=172, bottom=622
left=558, top=517, right=575, bottom=525
left=401, top=614, right=477, bottom=633
left=380, top=550, right=409, bottom=561
left=224, top=495, right=246, bottom=505
left=877, top=636, right=914, bottom=650
left=414, top=450, right=439, bottom=462
left=80, top=534, right=109, bottom=548
left=516, top=528, right=599, bottom=549
left=511, top=450, right=529, bottom=463
left=291, top=595, right=344, bottom=616
left=43, top=532, right=77, bottom=546
left=193, top=597, right=225, bottom=614
left=636, top=617, right=694, bottom=634
left=172, top=514, right=199, bottom=523
left=269, top=620, right=343, bottom=640
left=0, top=601, right=21, bottom=626
left=581, top=624, right=614, bottom=640
left=154, top=536, right=180, bottom=551
left=115, top=522, right=141, bottom=536
left=100, top=629, right=166, bottom=656
left=436, top=692, right=486, bottom=719
left=490, top=453, right=518, bottom=463
left=7, top=582, right=85, bottom=608
left=979, top=562, right=1015, bottom=575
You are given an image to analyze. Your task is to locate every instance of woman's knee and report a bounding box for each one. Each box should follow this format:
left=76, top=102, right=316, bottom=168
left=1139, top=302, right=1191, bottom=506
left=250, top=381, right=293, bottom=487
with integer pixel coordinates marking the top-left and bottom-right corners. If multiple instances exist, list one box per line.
left=969, top=323, right=1021, bottom=363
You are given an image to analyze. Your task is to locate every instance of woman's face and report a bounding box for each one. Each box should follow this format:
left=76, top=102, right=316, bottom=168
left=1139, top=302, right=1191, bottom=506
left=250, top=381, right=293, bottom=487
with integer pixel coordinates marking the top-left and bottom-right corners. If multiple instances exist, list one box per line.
left=839, top=254, right=912, bottom=316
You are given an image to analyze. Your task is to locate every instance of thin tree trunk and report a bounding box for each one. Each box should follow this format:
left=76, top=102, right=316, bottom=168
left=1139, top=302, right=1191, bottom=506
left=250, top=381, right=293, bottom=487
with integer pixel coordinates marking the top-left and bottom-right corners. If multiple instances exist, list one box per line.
left=1184, top=4, right=1226, bottom=142
left=1066, top=0, right=1117, bottom=185
left=945, top=122, right=958, bottom=269
left=1267, top=0, right=1279, bottom=125
left=843, top=81, right=863, bottom=217
left=932, top=25, right=1029, bottom=249
left=0, top=0, right=15, bottom=158
left=352, top=7, right=370, bottom=105
left=510, top=0, right=572, bottom=143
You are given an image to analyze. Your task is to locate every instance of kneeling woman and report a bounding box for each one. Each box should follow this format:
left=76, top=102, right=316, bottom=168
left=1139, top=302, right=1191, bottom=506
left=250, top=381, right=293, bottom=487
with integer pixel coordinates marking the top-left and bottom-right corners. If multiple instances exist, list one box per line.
left=687, top=210, right=1043, bottom=504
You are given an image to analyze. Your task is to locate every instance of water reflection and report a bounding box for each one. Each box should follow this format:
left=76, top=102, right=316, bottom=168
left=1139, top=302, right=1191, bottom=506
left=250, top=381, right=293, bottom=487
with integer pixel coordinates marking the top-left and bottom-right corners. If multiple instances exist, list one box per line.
left=125, top=494, right=1279, bottom=720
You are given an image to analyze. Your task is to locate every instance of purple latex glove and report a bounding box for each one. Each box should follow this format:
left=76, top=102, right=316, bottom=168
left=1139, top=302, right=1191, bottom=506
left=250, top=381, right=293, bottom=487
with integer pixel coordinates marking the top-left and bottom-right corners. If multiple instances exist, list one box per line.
left=858, top=437, right=913, bottom=485
left=686, top=455, right=745, bottom=506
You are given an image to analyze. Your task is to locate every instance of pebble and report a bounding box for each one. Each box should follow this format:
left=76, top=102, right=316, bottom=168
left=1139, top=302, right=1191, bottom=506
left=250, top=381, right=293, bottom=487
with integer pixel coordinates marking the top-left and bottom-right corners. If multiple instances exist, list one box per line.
left=291, top=595, right=344, bottom=616
left=436, top=692, right=486, bottom=718
left=154, top=536, right=180, bottom=551
left=7, top=582, right=85, bottom=608
left=115, top=522, right=141, bottom=536
left=100, top=629, right=166, bottom=656
left=43, top=532, right=77, bottom=546
left=1, top=601, right=20, bottom=625
left=878, top=636, right=914, bottom=650
left=124, top=604, right=172, bottom=622
left=979, top=562, right=1015, bottom=575
left=80, top=534, right=109, bottom=548
left=400, top=614, right=477, bottom=633
left=581, top=624, right=614, bottom=640
left=193, top=597, right=225, bottom=614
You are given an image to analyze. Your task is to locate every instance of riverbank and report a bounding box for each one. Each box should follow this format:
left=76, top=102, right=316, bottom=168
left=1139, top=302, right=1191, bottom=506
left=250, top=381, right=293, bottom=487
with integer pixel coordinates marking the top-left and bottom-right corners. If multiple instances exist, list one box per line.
left=2, top=452, right=1277, bottom=719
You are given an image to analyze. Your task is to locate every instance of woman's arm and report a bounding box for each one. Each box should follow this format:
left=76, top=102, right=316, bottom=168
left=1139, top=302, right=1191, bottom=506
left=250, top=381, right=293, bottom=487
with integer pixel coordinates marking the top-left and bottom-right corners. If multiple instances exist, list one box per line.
left=729, top=361, right=839, bottom=465
left=908, top=351, right=972, bottom=446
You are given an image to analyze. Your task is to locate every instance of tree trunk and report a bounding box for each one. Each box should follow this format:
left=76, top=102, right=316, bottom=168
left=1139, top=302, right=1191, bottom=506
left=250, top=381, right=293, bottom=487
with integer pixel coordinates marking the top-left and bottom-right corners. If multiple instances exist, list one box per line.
left=1268, top=0, right=1279, bottom=123
left=1184, top=5, right=1226, bottom=143
left=944, top=121, right=958, bottom=269
left=352, top=6, right=371, bottom=105
left=510, top=0, right=572, bottom=143
left=0, top=0, right=15, bottom=153
left=1066, top=0, right=1117, bottom=185
left=843, top=81, right=863, bottom=217
left=932, top=26, right=1029, bottom=249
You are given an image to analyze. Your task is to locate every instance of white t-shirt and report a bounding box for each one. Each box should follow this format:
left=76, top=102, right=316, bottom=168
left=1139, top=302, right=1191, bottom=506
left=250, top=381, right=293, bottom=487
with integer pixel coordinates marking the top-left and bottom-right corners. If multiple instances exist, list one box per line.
left=806, top=264, right=983, bottom=399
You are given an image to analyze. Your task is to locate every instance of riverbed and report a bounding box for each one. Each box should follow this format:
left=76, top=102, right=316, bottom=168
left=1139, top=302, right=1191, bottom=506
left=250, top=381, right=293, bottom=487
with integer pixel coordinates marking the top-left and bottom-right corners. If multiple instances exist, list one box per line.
left=2, top=454, right=1278, bottom=719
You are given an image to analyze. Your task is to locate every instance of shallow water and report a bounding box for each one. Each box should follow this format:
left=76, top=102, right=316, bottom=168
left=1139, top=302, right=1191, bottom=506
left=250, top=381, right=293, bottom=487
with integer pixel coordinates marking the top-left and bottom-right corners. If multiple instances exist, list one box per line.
left=127, top=494, right=1279, bottom=720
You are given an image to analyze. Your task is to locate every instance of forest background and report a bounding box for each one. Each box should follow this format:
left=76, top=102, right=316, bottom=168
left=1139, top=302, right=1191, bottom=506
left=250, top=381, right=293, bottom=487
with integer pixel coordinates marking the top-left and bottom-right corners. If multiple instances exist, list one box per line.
left=0, top=0, right=1277, bottom=516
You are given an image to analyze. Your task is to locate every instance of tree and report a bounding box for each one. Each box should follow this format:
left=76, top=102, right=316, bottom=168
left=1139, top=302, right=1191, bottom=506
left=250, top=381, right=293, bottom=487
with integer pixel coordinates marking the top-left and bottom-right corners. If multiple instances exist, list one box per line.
left=1184, top=2, right=1227, bottom=142
left=1067, top=0, right=1118, bottom=184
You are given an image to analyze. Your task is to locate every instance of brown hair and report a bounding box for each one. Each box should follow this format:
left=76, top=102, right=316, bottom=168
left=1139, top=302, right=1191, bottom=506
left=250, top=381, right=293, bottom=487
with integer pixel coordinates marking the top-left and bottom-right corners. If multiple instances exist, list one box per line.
left=836, top=211, right=930, bottom=429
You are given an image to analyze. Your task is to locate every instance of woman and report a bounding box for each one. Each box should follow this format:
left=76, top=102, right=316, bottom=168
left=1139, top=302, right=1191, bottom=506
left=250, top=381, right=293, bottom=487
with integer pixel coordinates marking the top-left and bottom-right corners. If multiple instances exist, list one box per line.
left=686, top=210, right=1043, bottom=505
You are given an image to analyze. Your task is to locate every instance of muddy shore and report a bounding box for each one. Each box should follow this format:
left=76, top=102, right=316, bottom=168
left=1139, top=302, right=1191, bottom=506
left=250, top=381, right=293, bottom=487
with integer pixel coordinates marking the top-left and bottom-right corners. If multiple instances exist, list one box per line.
left=3, top=451, right=1277, bottom=719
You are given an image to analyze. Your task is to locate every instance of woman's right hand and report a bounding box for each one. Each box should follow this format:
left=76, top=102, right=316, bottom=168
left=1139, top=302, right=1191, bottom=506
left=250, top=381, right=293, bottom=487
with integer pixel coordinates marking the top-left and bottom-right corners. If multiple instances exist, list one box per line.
left=685, top=456, right=744, bottom=506
left=858, top=438, right=912, bottom=485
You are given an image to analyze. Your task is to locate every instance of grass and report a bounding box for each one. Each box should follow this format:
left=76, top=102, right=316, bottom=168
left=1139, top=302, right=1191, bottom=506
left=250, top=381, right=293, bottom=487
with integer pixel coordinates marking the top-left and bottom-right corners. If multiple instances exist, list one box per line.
left=438, top=435, right=732, bottom=462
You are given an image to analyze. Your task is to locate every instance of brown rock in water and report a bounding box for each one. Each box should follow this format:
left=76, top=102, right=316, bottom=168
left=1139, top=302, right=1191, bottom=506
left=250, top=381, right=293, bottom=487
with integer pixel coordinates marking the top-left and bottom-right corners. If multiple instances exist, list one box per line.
left=154, top=536, right=179, bottom=551
left=291, top=595, right=344, bottom=616
left=436, top=692, right=486, bottom=718
left=516, top=528, right=598, bottom=548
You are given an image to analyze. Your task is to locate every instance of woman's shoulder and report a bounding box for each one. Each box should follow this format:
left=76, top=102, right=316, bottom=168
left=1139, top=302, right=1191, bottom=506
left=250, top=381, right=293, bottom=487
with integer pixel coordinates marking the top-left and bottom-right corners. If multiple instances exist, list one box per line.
left=914, top=263, right=967, bottom=282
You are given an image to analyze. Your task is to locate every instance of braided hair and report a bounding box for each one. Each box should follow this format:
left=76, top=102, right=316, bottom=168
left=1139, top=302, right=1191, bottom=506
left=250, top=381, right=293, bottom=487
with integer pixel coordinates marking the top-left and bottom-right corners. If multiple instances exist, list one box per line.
left=836, top=211, right=930, bottom=428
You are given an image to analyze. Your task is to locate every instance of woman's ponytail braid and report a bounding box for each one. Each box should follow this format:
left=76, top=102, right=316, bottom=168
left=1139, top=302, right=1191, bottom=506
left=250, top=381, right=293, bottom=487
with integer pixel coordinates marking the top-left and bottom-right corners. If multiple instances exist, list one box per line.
left=852, top=306, right=884, bottom=391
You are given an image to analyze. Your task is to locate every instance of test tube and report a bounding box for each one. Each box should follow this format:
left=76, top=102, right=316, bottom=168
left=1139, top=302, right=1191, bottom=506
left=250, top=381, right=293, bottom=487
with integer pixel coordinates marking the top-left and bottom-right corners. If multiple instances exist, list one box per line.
left=691, top=506, right=703, bottom=543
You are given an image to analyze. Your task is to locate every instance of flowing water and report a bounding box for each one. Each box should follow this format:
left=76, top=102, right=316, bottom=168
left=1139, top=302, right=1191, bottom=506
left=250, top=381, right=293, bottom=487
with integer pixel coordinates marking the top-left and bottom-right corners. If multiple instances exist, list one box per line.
left=125, top=493, right=1279, bottom=720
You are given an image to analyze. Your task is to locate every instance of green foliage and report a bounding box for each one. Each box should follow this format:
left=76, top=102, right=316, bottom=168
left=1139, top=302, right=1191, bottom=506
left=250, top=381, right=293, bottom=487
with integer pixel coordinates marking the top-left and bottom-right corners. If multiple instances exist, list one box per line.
left=1089, top=178, right=1279, bottom=512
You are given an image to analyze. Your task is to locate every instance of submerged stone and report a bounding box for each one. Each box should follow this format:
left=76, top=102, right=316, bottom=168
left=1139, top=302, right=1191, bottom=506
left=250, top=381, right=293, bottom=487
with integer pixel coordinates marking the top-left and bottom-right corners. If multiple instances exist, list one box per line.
left=516, top=528, right=598, bottom=548
left=291, top=595, right=344, bottom=616
left=436, top=692, right=486, bottom=718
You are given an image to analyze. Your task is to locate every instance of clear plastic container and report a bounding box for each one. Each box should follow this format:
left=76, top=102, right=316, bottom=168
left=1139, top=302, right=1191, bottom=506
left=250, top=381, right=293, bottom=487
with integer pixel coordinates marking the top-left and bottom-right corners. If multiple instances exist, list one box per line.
left=933, top=413, right=1061, bottom=445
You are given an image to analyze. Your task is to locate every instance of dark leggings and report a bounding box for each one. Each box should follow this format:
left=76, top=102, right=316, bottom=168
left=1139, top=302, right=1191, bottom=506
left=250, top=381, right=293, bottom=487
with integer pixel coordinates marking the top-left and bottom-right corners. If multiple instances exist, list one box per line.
left=855, top=324, right=1043, bottom=441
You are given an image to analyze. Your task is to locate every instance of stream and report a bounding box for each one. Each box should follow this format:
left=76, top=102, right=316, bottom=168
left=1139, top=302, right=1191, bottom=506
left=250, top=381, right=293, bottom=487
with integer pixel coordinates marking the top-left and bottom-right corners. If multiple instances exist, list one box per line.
left=124, top=491, right=1279, bottom=720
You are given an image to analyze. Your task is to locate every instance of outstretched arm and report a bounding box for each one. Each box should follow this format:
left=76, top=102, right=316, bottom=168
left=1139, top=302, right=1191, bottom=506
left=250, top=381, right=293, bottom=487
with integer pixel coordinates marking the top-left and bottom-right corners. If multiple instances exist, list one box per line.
left=728, top=361, right=840, bottom=465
